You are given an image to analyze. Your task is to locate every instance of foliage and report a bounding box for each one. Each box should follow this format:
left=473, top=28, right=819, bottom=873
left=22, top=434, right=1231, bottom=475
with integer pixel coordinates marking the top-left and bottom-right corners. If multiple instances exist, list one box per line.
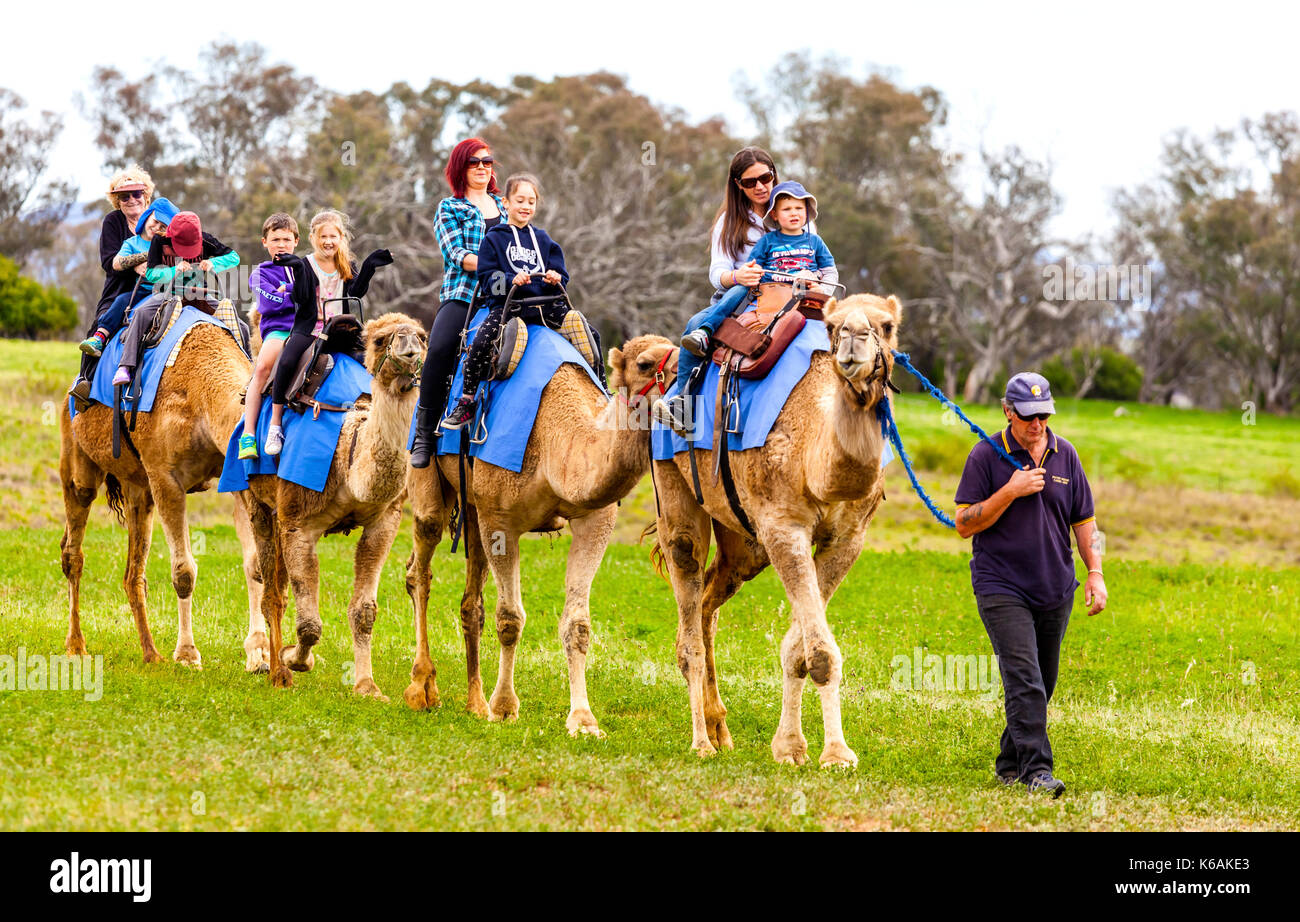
left=1041, top=347, right=1143, bottom=401
left=0, top=89, right=75, bottom=267
left=0, top=255, right=77, bottom=337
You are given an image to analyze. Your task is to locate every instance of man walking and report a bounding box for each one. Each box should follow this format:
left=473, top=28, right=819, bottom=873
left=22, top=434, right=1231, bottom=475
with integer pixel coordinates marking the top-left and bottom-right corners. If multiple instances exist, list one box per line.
left=953, top=372, right=1107, bottom=797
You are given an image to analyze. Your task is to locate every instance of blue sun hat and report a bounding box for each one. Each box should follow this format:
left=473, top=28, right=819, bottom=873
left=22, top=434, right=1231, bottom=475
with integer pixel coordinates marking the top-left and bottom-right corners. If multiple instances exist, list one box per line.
left=1005, top=372, right=1056, bottom=416
left=763, top=180, right=819, bottom=224
left=135, top=197, right=179, bottom=235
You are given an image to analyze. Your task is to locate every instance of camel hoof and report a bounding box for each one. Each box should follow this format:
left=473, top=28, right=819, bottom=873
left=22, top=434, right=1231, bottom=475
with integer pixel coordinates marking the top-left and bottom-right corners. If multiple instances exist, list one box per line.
left=691, top=739, right=719, bottom=759
left=65, top=637, right=89, bottom=657
left=488, top=692, right=520, bottom=722
left=819, top=741, right=858, bottom=769
left=772, top=734, right=809, bottom=766
left=403, top=676, right=441, bottom=711
left=243, top=632, right=270, bottom=673
left=142, top=648, right=165, bottom=665
left=708, top=717, right=734, bottom=751
left=173, top=644, right=202, bottom=668
left=270, top=666, right=293, bottom=689
left=466, top=694, right=490, bottom=719
left=281, top=645, right=315, bottom=672
left=353, top=678, right=389, bottom=702
left=565, top=708, right=605, bottom=738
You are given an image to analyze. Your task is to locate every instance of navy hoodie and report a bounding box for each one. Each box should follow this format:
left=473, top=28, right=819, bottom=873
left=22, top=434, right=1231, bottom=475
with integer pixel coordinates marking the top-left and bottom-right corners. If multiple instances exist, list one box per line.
left=475, top=222, right=568, bottom=308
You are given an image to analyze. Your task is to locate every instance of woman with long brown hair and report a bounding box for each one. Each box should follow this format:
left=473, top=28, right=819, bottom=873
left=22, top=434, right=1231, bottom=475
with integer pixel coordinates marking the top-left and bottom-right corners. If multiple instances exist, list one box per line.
left=707, top=146, right=781, bottom=302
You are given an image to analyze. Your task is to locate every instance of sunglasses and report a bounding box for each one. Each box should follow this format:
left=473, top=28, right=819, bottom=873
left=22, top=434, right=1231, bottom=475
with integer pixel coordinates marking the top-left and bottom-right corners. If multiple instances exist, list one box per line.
left=1014, top=411, right=1052, bottom=422
left=466, top=157, right=494, bottom=168
left=737, top=170, right=775, bottom=190
left=116, top=190, right=145, bottom=201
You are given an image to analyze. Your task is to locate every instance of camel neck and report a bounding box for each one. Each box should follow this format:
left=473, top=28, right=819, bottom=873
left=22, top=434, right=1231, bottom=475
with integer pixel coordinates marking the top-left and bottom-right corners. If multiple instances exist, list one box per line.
left=808, top=374, right=887, bottom=502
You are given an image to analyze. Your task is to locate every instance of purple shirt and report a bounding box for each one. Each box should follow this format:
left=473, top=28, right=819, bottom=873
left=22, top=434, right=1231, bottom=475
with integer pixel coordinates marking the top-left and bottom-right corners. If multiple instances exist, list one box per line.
left=251, top=262, right=296, bottom=336
left=954, top=427, right=1095, bottom=608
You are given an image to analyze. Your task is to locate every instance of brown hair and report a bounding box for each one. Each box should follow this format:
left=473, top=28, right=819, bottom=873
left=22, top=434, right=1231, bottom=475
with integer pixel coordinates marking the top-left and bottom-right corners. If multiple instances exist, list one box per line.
left=712, top=147, right=778, bottom=262
left=503, top=172, right=542, bottom=205
left=262, top=212, right=299, bottom=238
left=309, top=210, right=354, bottom=282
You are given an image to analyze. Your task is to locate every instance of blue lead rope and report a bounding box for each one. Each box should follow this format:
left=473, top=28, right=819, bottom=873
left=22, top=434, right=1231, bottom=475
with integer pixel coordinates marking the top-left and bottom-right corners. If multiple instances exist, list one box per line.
left=875, top=350, right=1025, bottom=529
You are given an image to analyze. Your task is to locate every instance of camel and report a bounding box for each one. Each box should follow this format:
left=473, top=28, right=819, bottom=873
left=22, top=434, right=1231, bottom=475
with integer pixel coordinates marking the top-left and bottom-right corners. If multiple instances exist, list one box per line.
left=241, top=312, right=427, bottom=697
left=403, top=334, right=676, bottom=736
left=651, top=293, right=902, bottom=766
left=59, top=320, right=270, bottom=671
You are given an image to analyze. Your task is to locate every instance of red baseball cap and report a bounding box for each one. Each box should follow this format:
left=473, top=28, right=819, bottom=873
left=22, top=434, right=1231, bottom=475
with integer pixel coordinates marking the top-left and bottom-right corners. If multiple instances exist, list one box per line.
left=167, top=212, right=203, bottom=259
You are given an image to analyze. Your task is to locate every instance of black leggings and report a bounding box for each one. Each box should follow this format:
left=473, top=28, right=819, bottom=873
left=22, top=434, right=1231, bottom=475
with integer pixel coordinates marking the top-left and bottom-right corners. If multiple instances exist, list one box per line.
left=272, top=331, right=315, bottom=405
left=416, top=299, right=470, bottom=415
left=460, top=302, right=569, bottom=397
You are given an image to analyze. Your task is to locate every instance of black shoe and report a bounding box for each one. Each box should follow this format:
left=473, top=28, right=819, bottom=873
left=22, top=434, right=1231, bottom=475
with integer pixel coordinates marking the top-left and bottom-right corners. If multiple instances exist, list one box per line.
left=995, top=770, right=1020, bottom=787
left=1026, top=771, right=1066, bottom=798
left=409, top=403, right=437, bottom=468
left=680, top=329, right=712, bottom=357
left=439, top=396, right=476, bottom=431
left=68, top=378, right=92, bottom=413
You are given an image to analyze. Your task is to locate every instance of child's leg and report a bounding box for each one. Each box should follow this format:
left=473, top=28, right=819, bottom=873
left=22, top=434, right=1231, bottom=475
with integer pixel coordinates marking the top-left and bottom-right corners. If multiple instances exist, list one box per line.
left=458, top=307, right=506, bottom=400
left=243, top=335, right=285, bottom=434
left=687, top=284, right=750, bottom=338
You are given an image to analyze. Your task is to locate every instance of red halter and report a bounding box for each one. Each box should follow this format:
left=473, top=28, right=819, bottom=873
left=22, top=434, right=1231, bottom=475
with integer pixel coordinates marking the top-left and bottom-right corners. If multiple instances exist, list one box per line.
left=631, top=347, right=678, bottom=401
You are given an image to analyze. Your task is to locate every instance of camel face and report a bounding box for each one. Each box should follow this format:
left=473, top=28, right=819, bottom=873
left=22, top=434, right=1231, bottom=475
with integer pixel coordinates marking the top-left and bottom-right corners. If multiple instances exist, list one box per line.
left=824, top=294, right=903, bottom=404
left=608, top=335, right=676, bottom=404
left=363, top=312, right=428, bottom=391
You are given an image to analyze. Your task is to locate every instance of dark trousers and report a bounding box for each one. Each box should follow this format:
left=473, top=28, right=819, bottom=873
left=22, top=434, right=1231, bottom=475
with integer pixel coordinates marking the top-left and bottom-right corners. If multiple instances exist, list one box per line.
left=272, top=331, right=315, bottom=405
left=975, top=593, right=1072, bottom=780
left=415, top=299, right=470, bottom=417
left=117, top=293, right=170, bottom=371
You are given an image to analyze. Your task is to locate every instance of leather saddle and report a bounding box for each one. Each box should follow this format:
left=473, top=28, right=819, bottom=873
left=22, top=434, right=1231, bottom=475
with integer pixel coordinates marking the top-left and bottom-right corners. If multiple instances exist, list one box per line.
left=260, top=314, right=366, bottom=417
left=709, top=282, right=827, bottom=379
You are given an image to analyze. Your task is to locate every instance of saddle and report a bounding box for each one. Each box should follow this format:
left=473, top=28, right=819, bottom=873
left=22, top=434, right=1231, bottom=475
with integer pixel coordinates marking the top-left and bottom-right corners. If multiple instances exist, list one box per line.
left=709, top=282, right=827, bottom=380
left=491, top=302, right=604, bottom=387
left=260, top=314, right=366, bottom=418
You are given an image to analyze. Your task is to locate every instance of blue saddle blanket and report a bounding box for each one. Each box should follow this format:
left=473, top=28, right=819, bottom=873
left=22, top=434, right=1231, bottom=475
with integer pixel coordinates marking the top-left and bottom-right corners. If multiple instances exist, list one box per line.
left=217, top=354, right=372, bottom=494
left=650, top=315, right=894, bottom=467
left=406, top=306, right=603, bottom=473
left=69, top=306, right=231, bottom=419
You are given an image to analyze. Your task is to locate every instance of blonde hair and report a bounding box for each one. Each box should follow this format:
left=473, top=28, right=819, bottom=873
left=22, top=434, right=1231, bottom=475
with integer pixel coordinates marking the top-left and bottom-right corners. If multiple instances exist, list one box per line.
left=309, top=209, right=354, bottom=281
left=104, top=163, right=155, bottom=209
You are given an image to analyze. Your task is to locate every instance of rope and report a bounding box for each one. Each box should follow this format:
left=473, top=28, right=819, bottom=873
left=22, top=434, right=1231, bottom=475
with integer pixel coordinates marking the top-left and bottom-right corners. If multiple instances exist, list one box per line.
left=874, top=350, right=1025, bottom=529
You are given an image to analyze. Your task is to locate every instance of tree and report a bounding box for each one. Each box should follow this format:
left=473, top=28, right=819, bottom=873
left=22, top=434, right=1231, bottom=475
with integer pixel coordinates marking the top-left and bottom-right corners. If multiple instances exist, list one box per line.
left=0, top=89, right=76, bottom=268
left=0, top=254, right=77, bottom=338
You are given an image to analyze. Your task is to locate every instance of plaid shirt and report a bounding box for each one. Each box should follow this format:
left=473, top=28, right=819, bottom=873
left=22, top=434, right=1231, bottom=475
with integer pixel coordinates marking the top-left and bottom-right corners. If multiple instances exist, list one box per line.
left=436, top=193, right=506, bottom=304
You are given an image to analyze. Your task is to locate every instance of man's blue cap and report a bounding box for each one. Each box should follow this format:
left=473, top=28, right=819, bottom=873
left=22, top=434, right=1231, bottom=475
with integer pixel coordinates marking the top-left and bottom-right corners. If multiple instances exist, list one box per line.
left=764, top=180, right=818, bottom=222
left=135, top=197, right=179, bottom=235
left=1005, top=372, right=1056, bottom=415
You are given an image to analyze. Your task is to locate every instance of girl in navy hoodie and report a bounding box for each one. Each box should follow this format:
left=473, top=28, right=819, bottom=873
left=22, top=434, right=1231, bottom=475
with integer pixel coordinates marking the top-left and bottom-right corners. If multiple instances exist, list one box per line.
left=440, top=173, right=568, bottom=430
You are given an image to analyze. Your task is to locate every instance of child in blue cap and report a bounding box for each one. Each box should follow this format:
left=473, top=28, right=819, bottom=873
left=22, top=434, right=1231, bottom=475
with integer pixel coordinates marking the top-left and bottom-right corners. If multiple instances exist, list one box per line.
left=655, top=180, right=838, bottom=431
left=79, top=196, right=179, bottom=357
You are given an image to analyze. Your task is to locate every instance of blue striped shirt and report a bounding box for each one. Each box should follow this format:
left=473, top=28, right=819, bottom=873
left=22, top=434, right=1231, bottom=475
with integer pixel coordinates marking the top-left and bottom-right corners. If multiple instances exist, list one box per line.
left=435, top=194, right=506, bottom=304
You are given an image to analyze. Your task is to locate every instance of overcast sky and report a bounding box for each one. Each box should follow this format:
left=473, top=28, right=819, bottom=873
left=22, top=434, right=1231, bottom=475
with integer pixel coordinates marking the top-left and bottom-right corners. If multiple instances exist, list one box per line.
left=7, top=0, right=1298, bottom=242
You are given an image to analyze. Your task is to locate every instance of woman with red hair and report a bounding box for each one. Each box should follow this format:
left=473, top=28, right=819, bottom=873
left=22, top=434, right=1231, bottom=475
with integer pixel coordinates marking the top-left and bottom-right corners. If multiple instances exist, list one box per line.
left=410, top=138, right=506, bottom=467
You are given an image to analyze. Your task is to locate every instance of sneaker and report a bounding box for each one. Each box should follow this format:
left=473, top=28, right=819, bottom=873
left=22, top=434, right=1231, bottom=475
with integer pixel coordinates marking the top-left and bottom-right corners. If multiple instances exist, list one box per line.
left=680, top=329, right=712, bottom=358
left=651, top=395, right=693, bottom=435
left=440, top=396, right=476, bottom=431
left=237, top=433, right=258, bottom=460
left=1026, top=771, right=1066, bottom=798
left=79, top=332, right=107, bottom=357
left=68, top=378, right=92, bottom=411
left=111, top=366, right=131, bottom=386
left=264, top=425, right=285, bottom=456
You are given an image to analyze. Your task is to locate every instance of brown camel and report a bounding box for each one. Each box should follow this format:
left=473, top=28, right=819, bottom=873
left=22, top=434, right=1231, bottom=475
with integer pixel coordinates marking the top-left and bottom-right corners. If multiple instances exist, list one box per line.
left=59, top=320, right=269, bottom=671
left=652, top=293, right=902, bottom=766
left=241, top=312, right=426, bottom=697
left=403, top=335, right=676, bottom=736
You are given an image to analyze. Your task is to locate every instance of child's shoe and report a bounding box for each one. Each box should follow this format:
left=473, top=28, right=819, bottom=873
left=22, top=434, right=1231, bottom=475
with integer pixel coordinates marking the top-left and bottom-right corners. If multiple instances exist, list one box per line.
left=79, top=330, right=109, bottom=357
left=440, top=396, right=476, bottom=431
left=237, top=434, right=258, bottom=460
left=264, top=425, right=285, bottom=456
left=680, top=329, right=712, bottom=357
left=111, top=366, right=131, bottom=386
left=651, top=395, right=694, bottom=436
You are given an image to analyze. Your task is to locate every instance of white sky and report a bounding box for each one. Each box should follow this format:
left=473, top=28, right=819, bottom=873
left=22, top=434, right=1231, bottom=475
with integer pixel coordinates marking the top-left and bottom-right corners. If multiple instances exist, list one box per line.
left=7, top=0, right=1299, bottom=242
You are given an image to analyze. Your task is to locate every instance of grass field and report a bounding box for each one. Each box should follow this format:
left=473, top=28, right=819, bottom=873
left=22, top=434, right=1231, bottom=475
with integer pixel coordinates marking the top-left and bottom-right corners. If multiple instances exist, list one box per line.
left=1, top=338, right=1297, bottom=830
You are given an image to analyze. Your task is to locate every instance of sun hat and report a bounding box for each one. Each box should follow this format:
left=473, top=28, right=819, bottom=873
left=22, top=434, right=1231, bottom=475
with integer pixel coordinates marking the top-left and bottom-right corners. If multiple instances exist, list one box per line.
left=764, top=180, right=818, bottom=224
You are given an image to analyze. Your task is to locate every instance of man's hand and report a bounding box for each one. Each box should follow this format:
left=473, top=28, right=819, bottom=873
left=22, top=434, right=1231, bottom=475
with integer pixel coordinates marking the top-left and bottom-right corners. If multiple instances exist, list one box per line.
left=1006, top=466, right=1046, bottom=498
left=1084, top=572, right=1107, bottom=615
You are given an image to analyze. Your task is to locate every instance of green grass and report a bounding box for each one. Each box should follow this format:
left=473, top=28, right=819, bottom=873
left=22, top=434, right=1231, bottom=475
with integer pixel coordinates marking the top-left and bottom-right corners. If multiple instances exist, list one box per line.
left=1, top=524, right=1296, bottom=831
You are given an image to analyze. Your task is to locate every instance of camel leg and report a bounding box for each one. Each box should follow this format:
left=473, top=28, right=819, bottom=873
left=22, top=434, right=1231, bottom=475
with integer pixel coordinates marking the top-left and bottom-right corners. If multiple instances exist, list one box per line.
left=147, top=474, right=201, bottom=667
left=482, top=520, right=524, bottom=722
left=761, top=523, right=856, bottom=768
left=122, top=483, right=164, bottom=664
left=59, top=462, right=101, bottom=657
left=772, top=623, right=809, bottom=765
left=698, top=524, right=769, bottom=751
left=347, top=504, right=401, bottom=702
left=460, top=506, right=490, bottom=717
left=233, top=497, right=269, bottom=674
left=280, top=523, right=323, bottom=672
left=560, top=506, right=616, bottom=738
left=659, top=494, right=715, bottom=757
left=250, top=501, right=291, bottom=688
left=403, top=507, right=444, bottom=711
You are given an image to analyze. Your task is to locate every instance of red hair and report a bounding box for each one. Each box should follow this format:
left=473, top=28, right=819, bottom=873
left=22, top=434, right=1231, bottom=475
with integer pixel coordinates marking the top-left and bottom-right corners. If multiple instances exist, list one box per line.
left=445, top=137, right=500, bottom=198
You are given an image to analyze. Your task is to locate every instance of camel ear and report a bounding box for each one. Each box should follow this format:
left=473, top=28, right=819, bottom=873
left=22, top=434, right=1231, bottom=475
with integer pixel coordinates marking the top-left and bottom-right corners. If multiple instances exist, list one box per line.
left=607, top=346, right=624, bottom=377
left=885, top=294, right=903, bottom=324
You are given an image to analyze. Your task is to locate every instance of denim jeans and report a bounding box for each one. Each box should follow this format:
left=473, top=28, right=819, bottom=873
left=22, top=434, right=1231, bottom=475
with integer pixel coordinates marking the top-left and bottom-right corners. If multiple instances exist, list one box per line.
left=676, top=284, right=749, bottom=391
left=975, top=593, right=1073, bottom=780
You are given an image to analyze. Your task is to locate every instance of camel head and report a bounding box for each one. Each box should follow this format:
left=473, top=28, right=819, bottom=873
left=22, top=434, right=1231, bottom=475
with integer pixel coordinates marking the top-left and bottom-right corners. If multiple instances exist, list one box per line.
left=608, top=335, right=677, bottom=406
left=363, top=312, right=428, bottom=393
left=822, top=293, right=902, bottom=408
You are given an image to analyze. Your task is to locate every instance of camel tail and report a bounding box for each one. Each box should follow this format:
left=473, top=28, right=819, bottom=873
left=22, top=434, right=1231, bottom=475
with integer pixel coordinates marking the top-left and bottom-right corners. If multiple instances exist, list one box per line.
left=103, top=474, right=126, bottom=526
left=639, top=522, right=669, bottom=582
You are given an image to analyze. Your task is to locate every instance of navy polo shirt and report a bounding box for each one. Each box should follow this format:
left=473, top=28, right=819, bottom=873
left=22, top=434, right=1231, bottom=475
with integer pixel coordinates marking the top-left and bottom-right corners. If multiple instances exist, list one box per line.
left=954, top=427, right=1095, bottom=609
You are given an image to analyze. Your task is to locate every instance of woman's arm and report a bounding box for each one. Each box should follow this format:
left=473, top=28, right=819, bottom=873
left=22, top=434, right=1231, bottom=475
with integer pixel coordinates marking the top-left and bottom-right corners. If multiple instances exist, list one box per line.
left=707, top=217, right=733, bottom=290
left=435, top=201, right=474, bottom=273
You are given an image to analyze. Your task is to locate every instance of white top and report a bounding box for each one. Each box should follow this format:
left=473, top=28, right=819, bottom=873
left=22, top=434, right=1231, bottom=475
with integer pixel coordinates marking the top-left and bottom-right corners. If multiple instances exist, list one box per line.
left=708, top=211, right=765, bottom=295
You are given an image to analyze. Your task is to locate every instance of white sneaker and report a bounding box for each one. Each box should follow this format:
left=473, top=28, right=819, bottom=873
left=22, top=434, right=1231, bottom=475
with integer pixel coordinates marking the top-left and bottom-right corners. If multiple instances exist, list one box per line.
left=264, top=425, right=285, bottom=456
